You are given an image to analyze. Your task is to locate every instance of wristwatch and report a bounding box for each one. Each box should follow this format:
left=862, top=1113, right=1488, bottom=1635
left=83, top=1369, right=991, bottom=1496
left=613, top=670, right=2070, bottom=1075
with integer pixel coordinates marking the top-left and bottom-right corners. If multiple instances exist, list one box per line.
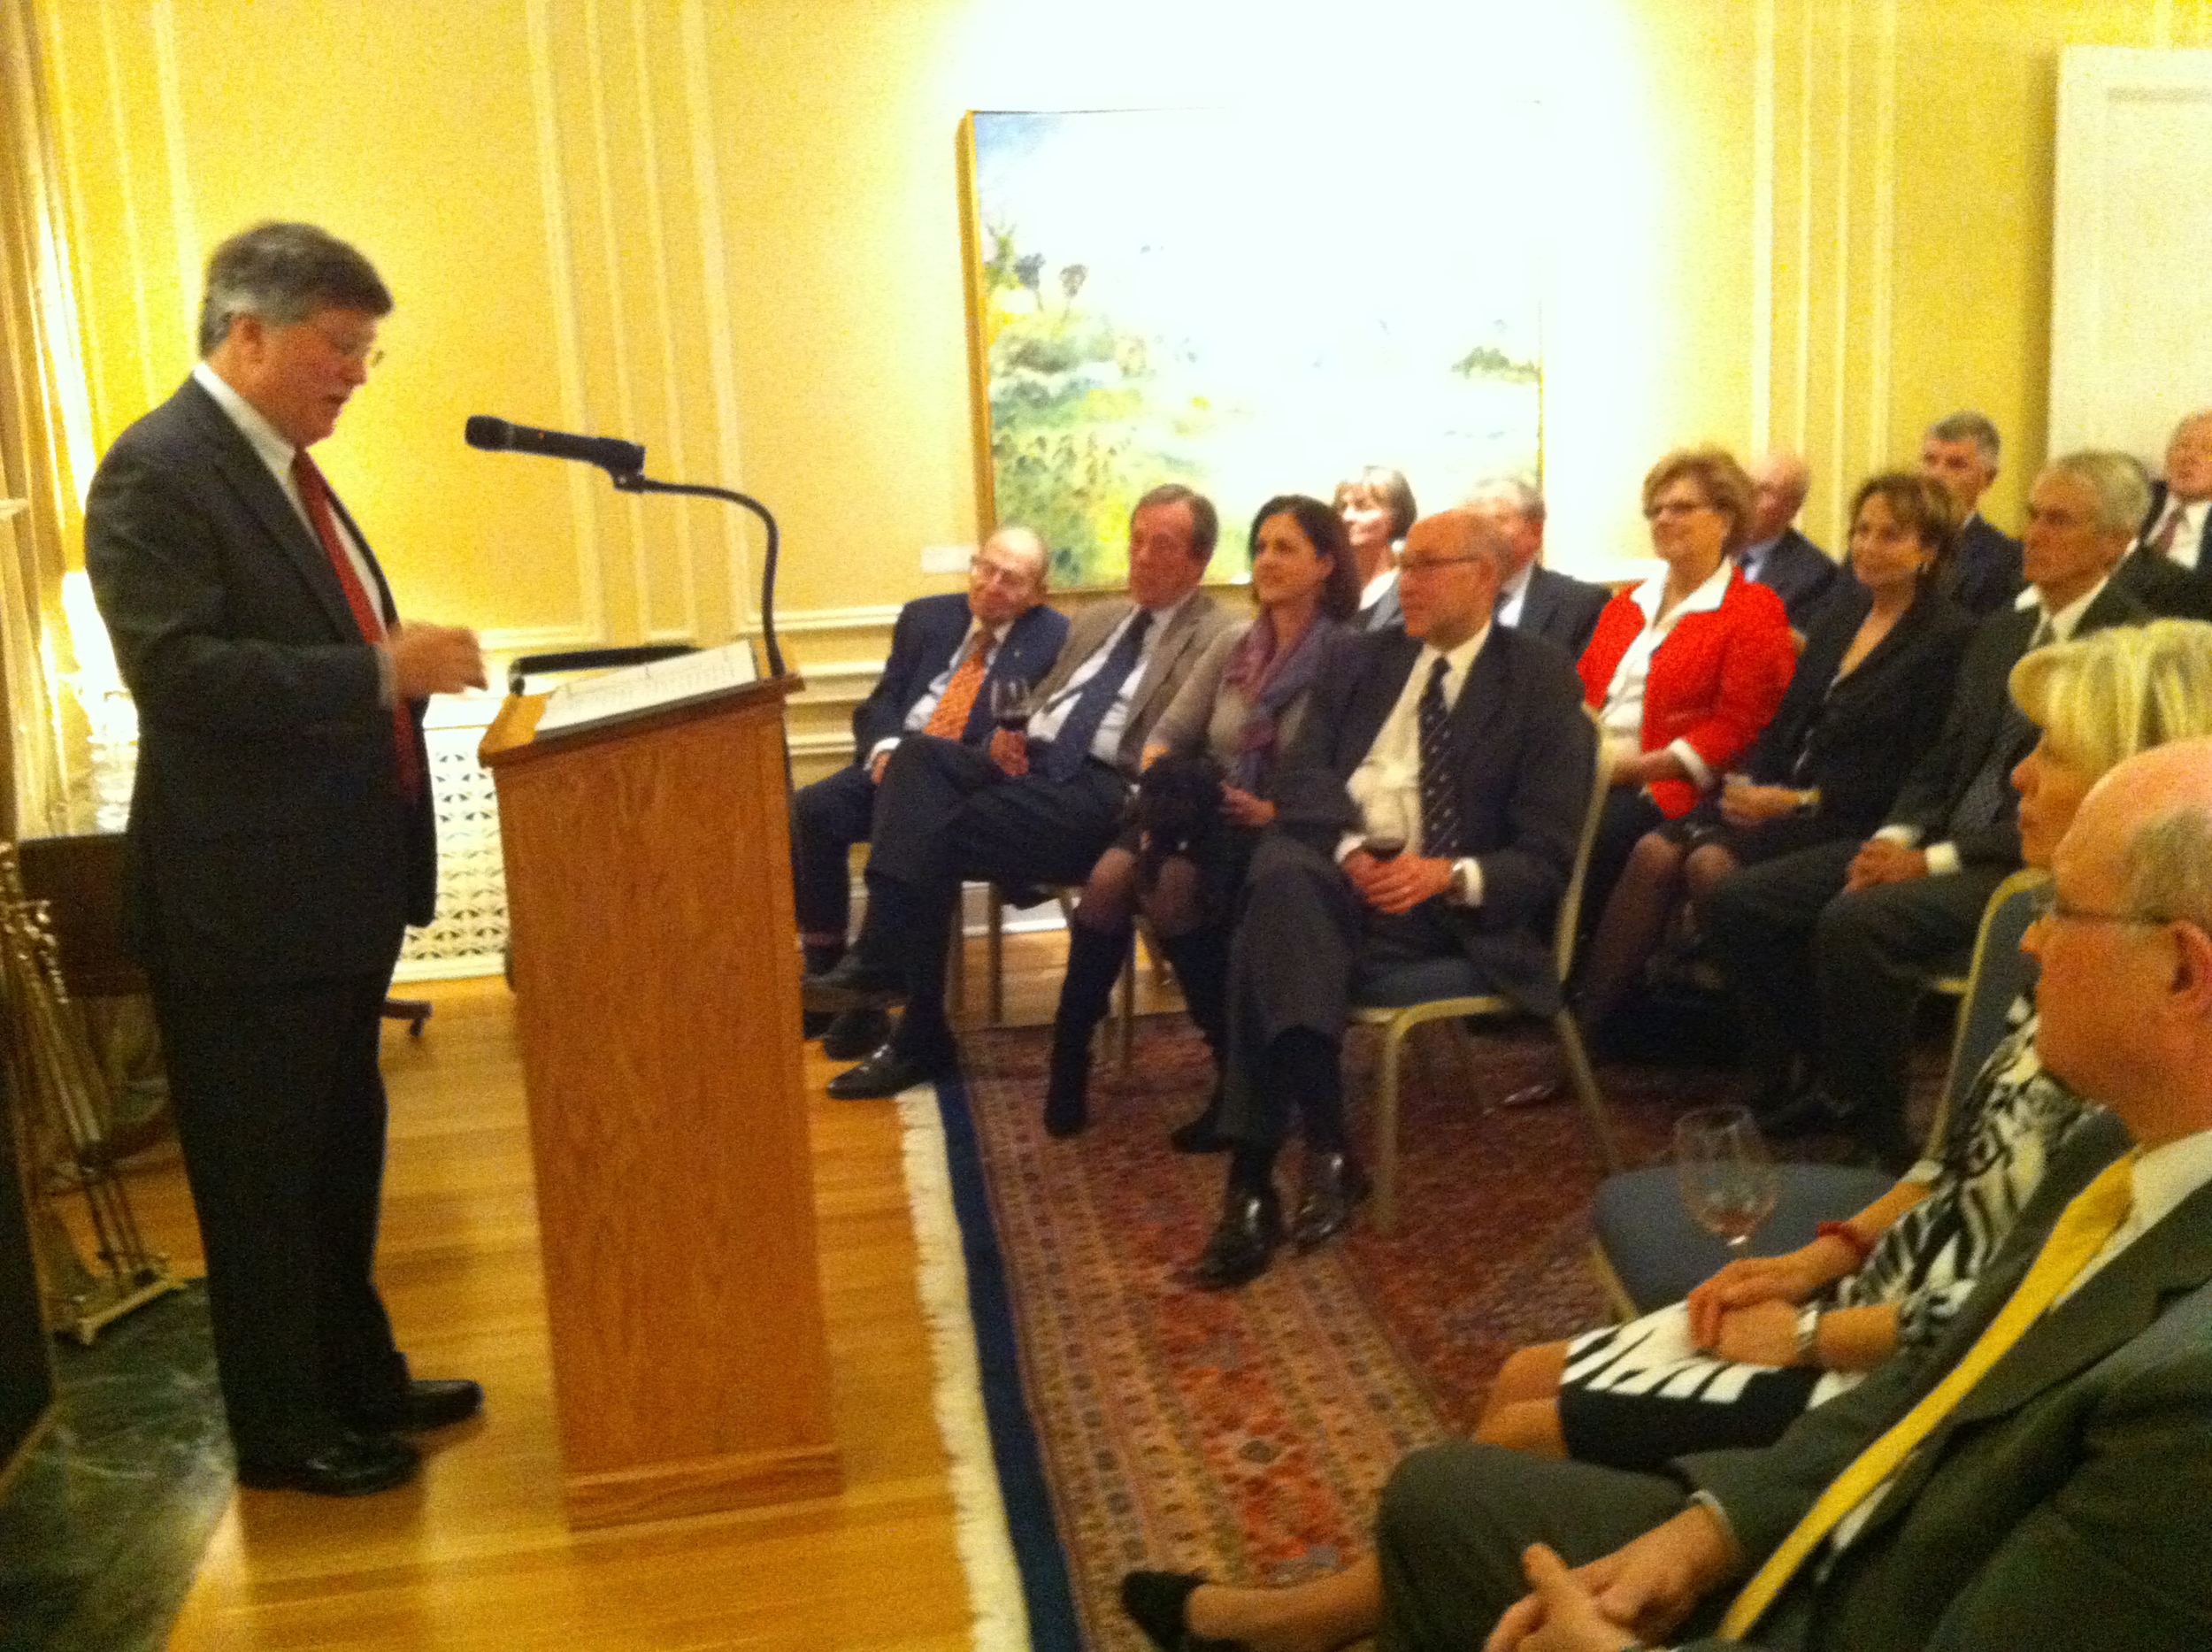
left=1793, top=1303, right=1823, bottom=1367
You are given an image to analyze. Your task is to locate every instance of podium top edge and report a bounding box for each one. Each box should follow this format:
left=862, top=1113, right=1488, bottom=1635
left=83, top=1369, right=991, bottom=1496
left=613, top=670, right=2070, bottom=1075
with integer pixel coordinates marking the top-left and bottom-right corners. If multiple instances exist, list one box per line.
left=479, top=672, right=804, bottom=768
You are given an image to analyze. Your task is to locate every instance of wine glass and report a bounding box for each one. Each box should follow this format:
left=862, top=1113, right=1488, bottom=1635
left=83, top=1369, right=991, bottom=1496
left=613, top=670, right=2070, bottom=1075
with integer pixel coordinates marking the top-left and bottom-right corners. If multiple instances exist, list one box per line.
left=1675, top=1104, right=1780, bottom=1256
left=988, top=676, right=1033, bottom=731
left=1361, top=788, right=1414, bottom=861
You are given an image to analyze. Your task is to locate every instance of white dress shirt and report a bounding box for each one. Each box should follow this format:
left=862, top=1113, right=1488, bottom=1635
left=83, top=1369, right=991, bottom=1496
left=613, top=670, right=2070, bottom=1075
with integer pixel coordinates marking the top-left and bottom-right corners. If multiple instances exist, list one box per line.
left=1027, top=590, right=1194, bottom=765
left=1340, top=624, right=1492, bottom=906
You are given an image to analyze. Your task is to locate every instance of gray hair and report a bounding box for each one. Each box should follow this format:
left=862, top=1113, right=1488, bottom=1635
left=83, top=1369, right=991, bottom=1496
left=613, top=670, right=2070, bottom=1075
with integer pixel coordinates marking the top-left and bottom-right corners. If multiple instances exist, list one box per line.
left=2046, top=449, right=2155, bottom=537
left=1927, top=411, right=2001, bottom=467
left=197, top=222, right=392, bottom=355
left=2122, top=807, right=2212, bottom=932
left=1465, top=474, right=1546, bottom=528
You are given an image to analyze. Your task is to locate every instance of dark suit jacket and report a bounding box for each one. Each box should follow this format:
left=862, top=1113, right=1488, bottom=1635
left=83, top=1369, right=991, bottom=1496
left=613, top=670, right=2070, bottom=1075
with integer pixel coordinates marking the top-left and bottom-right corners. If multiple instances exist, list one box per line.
left=2138, top=479, right=2212, bottom=568
left=1744, top=526, right=1841, bottom=632
left=1883, top=580, right=2147, bottom=864
left=1359, top=574, right=1402, bottom=633
left=2113, top=544, right=2212, bottom=622
left=84, top=377, right=434, bottom=987
left=1946, top=514, right=2024, bottom=617
left=1027, top=591, right=1234, bottom=775
left=1269, top=624, right=1594, bottom=1013
left=1515, top=565, right=1609, bottom=658
left=1740, top=584, right=1975, bottom=838
left=849, top=592, right=1068, bottom=756
left=1677, top=1110, right=2212, bottom=1650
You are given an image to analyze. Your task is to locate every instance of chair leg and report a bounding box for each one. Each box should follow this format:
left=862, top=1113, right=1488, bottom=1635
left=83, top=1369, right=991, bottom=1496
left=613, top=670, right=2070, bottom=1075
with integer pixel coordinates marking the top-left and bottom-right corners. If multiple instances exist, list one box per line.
left=947, top=903, right=967, bottom=1021
left=987, top=889, right=1005, bottom=1026
left=1373, top=1021, right=1406, bottom=1234
left=1116, top=936, right=1136, bottom=1074
left=1554, top=1009, right=1622, bottom=1173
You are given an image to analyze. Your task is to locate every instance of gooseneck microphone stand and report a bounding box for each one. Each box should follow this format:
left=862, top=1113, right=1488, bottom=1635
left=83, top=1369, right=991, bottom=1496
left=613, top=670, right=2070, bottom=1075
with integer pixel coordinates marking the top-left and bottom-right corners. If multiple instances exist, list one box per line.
left=610, top=471, right=785, bottom=679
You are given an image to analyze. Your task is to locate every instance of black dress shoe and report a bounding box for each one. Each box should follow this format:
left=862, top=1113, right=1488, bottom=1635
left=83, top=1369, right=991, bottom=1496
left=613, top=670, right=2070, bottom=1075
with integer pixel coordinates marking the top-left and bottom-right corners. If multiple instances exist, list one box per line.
left=1190, top=1185, right=1283, bottom=1291
left=236, top=1430, right=420, bottom=1496
left=820, top=1006, right=891, bottom=1061
left=1498, top=1077, right=1565, bottom=1110
left=1758, top=1086, right=1857, bottom=1140
left=1291, top=1150, right=1371, bottom=1251
left=803, top=1008, right=834, bottom=1039
left=1168, top=1081, right=1233, bottom=1154
left=350, top=1377, right=484, bottom=1433
left=1119, top=1570, right=1248, bottom=1651
left=826, top=1042, right=946, bottom=1099
left=1043, top=1087, right=1087, bottom=1139
left=802, top=957, right=904, bottom=1013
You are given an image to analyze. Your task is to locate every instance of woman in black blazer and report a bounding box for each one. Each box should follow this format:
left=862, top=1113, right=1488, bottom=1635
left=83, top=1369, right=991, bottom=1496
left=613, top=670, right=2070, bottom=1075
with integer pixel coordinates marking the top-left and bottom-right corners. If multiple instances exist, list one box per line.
left=1572, top=471, right=1974, bottom=1036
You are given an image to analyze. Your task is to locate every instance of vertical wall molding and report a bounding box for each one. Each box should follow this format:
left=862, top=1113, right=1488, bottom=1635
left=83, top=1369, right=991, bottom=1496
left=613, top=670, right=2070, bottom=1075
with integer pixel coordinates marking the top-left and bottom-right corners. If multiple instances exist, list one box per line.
left=1824, top=0, right=1853, bottom=529
left=1866, top=0, right=1897, bottom=476
left=1750, top=0, right=1776, bottom=455
left=1791, top=0, right=1813, bottom=457
left=524, top=0, right=608, bottom=647
left=146, top=0, right=194, bottom=357
left=680, top=0, right=752, bottom=638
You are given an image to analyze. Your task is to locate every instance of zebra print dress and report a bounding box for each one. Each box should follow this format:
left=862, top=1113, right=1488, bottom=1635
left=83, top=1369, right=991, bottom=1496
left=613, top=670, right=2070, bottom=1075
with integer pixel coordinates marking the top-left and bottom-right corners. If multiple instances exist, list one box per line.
left=1555, top=1009, right=2091, bottom=1471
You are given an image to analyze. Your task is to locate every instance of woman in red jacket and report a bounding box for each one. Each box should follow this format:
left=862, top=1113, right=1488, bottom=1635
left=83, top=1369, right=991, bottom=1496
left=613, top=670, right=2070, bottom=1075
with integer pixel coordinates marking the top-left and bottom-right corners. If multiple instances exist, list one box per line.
left=1569, top=448, right=1796, bottom=1041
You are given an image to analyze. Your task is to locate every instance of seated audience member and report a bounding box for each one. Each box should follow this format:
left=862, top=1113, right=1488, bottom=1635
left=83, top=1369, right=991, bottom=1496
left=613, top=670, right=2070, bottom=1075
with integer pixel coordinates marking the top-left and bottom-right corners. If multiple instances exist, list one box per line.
left=2115, top=407, right=2212, bottom=622
left=1476, top=620, right=2212, bottom=1471
left=1918, top=409, right=2023, bottom=615
left=1335, top=465, right=1417, bottom=631
left=1571, top=447, right=1795, bottom=1003
left=1705, top=450, right=2153, bottom=1166
left=790, top=526, right=1065, bottom=1056
left=1186, top=510, right=1593, bottom=1288
left=1120, top=734, right=2212, bottom=1652
left=804, top=485, right=1235, bottom=1096
left=1736, top=451, right=1842, bottom=634
left=1462, top=476, right=1609, bottom=657
left=1568, top=473, right=1973, bottom=1044
left=1043, top=495, right=1359, bottom=1141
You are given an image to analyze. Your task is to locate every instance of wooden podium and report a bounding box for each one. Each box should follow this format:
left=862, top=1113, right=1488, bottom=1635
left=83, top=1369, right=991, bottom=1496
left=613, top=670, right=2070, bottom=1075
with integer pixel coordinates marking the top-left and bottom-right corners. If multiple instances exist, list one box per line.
left=480, top=674, right=839, bottom=1528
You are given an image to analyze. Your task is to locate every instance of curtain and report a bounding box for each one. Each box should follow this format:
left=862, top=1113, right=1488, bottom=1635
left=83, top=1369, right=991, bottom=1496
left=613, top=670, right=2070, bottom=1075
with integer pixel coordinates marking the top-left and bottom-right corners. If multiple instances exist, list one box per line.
left=0, top=0, right=96, bottom=840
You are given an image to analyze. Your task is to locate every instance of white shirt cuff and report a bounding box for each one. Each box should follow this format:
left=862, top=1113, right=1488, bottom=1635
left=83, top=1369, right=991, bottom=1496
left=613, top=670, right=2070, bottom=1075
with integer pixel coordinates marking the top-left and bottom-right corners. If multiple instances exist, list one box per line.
left=869, top=736, right=901, bottom=766
left=1922, top=841, right=1962, bottom=877
left=1874, top=824, right=1921, bottom=848
left=1334, top=832, right=1364, bottom=865
left=373, top=642, right=397, bottom=707
left=1667, top=737, right=1713, bottom=792
left=1450, top=857, right=1484, bottom=907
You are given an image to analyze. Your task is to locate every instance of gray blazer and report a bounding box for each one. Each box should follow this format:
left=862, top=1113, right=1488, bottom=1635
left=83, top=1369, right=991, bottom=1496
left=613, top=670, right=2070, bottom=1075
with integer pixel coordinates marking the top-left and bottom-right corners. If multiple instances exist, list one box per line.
left=1673, top=1109, right=2212, bottom=1649
left=1028, top=590, right=1235, bottom=776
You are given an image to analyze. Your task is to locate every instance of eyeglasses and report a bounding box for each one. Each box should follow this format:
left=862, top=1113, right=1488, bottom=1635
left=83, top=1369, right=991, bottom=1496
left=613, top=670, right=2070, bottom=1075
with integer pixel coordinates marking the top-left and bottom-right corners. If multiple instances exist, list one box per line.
left=1643, top=499, right=1717, bottom=521
left=1397, top=555, right=1485, bottom=578
left=2025, top=886, right=2168, bottom=932
left=308, top=324, right=385, bottom=369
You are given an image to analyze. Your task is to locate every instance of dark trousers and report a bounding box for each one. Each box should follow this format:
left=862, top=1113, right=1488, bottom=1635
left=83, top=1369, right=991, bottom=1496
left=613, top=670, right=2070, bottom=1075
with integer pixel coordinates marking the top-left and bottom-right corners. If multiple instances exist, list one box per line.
left=856, top=734, right=1128, bottom=1065
left=150, top=963, right=409, bottom=1461
left=1705, top=840, right=2008, bottom=1142
left=1218, top=834, right=1501, bottom=1157
left=789, top=762, right=879, bottom=939
left=1372, top=1440, right=1722, bottom=1650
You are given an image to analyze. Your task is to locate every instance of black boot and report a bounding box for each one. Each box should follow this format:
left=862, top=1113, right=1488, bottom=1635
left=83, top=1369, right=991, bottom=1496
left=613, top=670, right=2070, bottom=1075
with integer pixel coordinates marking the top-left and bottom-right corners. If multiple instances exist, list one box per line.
left=1044, top=920, right=1130, bottom=1138
left=1158, top=927, right=1233, bottom=1151
left=802, top=942, right=844, bottom=1037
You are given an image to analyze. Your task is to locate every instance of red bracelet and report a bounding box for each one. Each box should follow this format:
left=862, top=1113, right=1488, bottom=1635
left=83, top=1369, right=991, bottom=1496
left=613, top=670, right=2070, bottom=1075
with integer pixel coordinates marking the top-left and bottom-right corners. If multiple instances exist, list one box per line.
left=1817, top=1219, right=1873, bottom=1264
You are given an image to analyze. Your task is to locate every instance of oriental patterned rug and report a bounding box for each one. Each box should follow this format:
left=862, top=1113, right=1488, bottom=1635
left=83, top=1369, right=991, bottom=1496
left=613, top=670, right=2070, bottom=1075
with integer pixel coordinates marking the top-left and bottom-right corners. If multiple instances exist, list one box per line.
left=934, top=1016, right=1729, bottom=1652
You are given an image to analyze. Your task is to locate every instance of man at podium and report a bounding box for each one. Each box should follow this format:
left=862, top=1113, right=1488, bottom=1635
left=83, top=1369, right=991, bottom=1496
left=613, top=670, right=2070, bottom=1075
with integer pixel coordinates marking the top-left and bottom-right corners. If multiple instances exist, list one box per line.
left=805, top=484, right=1237, bottom=1096
left=791, top=526, right=1066, bottom=1059
left=84, top=222, right=487, bottom=1497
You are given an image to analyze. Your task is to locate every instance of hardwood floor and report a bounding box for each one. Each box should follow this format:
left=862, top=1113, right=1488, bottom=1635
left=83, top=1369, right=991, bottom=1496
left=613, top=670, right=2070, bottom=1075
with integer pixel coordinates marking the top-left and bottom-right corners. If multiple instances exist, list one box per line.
left=123, top=930, right=1126, bottom=1650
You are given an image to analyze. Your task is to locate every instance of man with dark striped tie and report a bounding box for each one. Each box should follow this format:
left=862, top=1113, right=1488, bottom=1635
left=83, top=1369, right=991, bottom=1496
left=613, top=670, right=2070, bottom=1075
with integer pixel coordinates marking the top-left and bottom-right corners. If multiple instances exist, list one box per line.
left=1184, top=509, right=1594, bottom=1288
left=1379, top=737, right=2212, bottom=1652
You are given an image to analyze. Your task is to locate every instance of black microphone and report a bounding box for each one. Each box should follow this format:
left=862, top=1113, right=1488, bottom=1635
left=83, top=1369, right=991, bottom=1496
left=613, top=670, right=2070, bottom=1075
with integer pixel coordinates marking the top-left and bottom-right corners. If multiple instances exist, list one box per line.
left=465, top=416, right=644, bottom=476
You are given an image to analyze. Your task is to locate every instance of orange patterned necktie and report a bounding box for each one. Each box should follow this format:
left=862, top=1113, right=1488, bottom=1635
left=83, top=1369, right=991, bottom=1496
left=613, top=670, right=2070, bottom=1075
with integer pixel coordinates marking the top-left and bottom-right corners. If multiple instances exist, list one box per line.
left=293, top=452, right=423, bottom=802
left=924, top=634, right=992, bottom=739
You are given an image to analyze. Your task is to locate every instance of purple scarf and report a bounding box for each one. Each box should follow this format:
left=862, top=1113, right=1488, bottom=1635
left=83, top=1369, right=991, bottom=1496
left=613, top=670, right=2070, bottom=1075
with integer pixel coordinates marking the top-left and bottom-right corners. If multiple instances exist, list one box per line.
left=1222, top=612, right=1336, bottom=791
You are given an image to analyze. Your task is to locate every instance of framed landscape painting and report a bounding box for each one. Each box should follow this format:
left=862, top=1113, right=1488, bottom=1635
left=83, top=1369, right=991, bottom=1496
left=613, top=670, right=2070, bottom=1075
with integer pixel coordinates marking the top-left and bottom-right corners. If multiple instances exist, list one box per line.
left=959, top=106, right=1545, bottom=588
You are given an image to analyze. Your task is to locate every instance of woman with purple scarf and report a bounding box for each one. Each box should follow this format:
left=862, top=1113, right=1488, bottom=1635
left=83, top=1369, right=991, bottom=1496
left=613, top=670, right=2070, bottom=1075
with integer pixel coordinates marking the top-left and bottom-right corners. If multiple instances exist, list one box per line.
left=1044, top=495, right=1363, bottom=1145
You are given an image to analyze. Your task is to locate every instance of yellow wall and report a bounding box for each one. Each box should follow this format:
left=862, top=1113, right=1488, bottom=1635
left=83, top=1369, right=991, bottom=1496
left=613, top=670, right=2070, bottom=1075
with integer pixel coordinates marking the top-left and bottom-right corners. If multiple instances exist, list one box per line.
left=32, top=0, right=2212, bottom=779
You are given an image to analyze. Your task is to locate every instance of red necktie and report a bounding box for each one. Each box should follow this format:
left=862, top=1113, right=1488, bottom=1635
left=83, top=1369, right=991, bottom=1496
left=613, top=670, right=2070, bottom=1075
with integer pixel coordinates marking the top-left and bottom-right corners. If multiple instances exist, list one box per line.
left=292, top=451, right=423, bottom=802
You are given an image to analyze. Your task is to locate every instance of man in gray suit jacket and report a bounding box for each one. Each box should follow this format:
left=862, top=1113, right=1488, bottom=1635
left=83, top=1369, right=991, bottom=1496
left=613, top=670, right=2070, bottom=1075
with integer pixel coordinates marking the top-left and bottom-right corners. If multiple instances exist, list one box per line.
left=85, top=224, right=486, bottom=1496
left=1465, top=480, right=1610, bottom=658
left=806, top=484, right=1235, bottom=1095
left=1370, top=736, right=2212, bottom=1652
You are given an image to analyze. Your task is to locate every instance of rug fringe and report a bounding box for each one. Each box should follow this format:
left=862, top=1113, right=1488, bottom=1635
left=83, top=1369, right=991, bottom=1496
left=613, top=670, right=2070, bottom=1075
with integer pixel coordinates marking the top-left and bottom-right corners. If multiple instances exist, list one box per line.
left=898, top=1085, right=1032, bottom=1651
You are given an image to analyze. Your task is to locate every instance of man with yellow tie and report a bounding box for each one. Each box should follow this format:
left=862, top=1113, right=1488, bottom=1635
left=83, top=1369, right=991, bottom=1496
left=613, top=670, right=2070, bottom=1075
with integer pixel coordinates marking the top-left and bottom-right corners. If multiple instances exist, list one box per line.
left=1383, top=736, right=2212, bottom=1652
left=788, top=526, right=1063, bottom=1056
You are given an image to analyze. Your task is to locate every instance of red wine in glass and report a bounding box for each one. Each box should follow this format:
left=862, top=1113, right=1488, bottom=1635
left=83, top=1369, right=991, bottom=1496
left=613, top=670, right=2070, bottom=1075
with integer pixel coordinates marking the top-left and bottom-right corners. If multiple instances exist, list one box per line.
left=990, top=679, right=1033, bottom=731
left=1363, top=834, right=1407, bottom=861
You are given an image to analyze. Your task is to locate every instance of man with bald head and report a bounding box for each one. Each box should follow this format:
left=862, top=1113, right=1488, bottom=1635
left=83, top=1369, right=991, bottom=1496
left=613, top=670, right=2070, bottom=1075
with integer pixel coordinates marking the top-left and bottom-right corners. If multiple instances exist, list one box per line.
left=1462, top=480, right=1609, bottom=657
left=790, top=525, right=1066, bottom=1056
left=1738, top=452, right=1840, bottom=631
left=1184, top=511, right=1595, bottom=1287
left=2116, top=410, right=2212, bottom=623
left=1359, top=736, right=2212, bottom=1651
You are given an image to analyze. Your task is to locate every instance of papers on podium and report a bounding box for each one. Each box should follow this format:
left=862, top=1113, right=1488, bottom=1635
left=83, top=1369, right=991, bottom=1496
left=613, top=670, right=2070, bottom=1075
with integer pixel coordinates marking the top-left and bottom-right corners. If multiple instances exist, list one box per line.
left=533, top=639, right=759, bottom=736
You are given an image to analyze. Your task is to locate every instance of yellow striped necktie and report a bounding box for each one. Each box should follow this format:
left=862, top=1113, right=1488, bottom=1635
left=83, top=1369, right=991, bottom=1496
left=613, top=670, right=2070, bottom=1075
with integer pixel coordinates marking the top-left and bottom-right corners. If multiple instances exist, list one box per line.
left=1717, top=1151, right=2137, bottom=1639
